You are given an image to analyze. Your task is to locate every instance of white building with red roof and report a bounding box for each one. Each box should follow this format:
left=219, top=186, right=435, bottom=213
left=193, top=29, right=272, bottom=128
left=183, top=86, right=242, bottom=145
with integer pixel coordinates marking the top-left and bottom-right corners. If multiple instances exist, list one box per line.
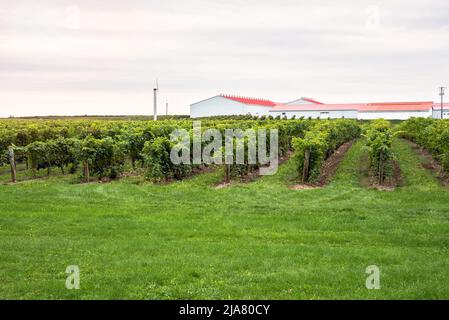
left=271, top=101, right=436, bottom=120
left=190, top=94, right=449, bottom=120
left=190, top=94, right=276, bottom=118
left=190, top=94, right=321, bottom=118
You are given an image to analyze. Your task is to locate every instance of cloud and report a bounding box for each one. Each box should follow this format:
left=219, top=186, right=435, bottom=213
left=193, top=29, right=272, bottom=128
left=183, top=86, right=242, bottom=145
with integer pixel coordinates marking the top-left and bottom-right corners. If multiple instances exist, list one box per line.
left=1, top=0, right=449, bottom=116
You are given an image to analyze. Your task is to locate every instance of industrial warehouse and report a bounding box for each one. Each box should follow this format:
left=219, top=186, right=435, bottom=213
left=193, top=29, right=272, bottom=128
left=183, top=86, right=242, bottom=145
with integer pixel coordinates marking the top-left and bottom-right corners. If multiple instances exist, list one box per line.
left=190, top=94, right=449, bottom=120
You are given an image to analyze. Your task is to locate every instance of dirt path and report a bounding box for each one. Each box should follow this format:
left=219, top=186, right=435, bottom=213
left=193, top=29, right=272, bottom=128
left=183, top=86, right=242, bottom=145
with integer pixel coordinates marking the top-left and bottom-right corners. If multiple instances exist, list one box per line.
left=214, top=150, right=293, bottom=189
left=403, top=139, right=449, bottom=187
left=290, top=140, right=355, bottom=190
left=316, top=141, right=354, bottom=186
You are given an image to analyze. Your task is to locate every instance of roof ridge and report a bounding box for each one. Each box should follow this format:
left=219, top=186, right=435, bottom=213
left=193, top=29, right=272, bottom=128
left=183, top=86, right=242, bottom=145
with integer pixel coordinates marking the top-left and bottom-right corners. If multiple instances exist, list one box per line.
left=301, top=97, right=324, bottom=104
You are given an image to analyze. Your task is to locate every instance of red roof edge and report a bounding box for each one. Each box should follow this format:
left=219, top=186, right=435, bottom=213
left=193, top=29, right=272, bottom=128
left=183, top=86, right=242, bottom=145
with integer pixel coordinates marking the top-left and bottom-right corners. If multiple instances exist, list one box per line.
left=367, top=101, right=433, bottom=106
left=220, top=94, right=276, bottom=107
left=432, top=103, right=449, bottom=109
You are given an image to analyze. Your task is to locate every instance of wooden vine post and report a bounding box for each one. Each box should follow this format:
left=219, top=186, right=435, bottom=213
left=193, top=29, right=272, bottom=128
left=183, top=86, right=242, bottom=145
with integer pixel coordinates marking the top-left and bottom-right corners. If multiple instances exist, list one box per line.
left=31, top=163, right=37, bottom=178
left=83, top=160, right=90, bottom=183
left=378, top=149, right=384, bottom=185
left=8, top=146, right=16, bottom=183
left=224, top=164, right=231, bottom=183
left=302, top=149, right=310, bottom=183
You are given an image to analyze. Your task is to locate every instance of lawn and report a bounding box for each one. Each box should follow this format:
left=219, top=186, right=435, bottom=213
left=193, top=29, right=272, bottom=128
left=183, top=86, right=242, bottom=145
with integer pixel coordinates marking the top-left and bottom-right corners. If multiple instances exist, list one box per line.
left=1, top=139, right=449, bottom=299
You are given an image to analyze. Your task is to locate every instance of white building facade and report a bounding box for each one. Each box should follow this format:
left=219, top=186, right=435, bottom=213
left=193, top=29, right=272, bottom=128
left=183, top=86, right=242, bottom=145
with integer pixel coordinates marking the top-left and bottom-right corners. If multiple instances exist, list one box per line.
left=190, top=95, right=273, bottom=118
left=271, top=109, right=359, bottom=119
left=432, top=103, right=449, bottom=119
left=358, top=110, right=433, bottom=120
left=191, top=94, right=445, bottom=120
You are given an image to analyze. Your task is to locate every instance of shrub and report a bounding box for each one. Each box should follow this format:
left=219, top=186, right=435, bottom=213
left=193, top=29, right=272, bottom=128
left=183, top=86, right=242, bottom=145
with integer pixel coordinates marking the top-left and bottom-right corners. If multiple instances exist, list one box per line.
left=292, top=119, right=361, bottom=182
left=398, top=118, right=449, bottom=171
left=142, top=136, right=193, bottom=181
left=79, top=136, right=126, bottom=180
left=363, top=119, right=394, bottom=184
left=26, top=141, right=52, bottom=176
left=48, top=138, right=80, bottom=174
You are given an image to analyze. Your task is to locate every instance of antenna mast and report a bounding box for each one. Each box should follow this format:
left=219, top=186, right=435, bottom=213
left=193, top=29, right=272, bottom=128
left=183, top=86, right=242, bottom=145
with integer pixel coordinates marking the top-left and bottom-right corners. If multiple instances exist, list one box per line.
left=153, top=80, right=159, bottom=121
left=440, top=86, right=446, bottom=119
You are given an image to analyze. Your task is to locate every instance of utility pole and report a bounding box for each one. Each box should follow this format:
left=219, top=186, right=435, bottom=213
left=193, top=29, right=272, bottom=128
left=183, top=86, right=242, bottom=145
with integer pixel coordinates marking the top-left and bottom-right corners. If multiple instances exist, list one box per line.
left=166, top=100, right=168, bottom=116
left=153, top=80, right=159, bottom=121
left=440, top=87, right=446, bottom=119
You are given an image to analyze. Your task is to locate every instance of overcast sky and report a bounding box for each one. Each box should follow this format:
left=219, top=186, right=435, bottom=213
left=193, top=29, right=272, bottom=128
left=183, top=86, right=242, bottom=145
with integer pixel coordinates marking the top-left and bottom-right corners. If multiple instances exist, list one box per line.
left=1, top=0, right=449, bottom=117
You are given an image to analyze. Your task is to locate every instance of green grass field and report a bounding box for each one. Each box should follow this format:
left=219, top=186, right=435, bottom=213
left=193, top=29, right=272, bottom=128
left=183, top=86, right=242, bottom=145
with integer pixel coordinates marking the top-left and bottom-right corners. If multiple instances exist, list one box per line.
left=1, top=139, right=449, bottom=299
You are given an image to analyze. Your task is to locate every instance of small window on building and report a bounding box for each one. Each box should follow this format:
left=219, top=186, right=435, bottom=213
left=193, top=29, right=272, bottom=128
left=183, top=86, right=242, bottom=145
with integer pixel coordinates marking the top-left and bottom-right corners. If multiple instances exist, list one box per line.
left=282, top=112, right=286, bottom=116
left=320, top=112, right=330, bottom=118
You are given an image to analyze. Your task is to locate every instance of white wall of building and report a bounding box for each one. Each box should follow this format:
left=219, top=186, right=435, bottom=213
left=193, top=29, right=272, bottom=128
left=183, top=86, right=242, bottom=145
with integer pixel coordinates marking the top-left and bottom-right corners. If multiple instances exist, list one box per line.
left=358, top=110, right=432, bottom=120
left=246, top=105, right=272, bottom=116
left=190, top=96, right=246, bottom=118
left=269, top=110, right=358, bottom=119
left=432, top=109, right=449, bottom=119
left=190, top=96, right=273, bottom=118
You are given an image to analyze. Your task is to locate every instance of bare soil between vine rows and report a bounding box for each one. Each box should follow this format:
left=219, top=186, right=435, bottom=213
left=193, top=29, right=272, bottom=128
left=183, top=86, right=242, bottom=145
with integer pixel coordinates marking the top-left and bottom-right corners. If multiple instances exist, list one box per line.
left=405, top=139, right=449, bottom=187
left=214, top=150, right=293, bottom=189
left=290, top=140, right=354, bottom=190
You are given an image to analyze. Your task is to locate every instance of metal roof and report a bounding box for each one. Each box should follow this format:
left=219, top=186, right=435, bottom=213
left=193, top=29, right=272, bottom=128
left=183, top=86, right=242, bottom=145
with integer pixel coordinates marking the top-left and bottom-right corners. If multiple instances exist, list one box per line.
left=192, top=94, right=438, bottom=113
left=220, top=94, right=276, bottom=107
